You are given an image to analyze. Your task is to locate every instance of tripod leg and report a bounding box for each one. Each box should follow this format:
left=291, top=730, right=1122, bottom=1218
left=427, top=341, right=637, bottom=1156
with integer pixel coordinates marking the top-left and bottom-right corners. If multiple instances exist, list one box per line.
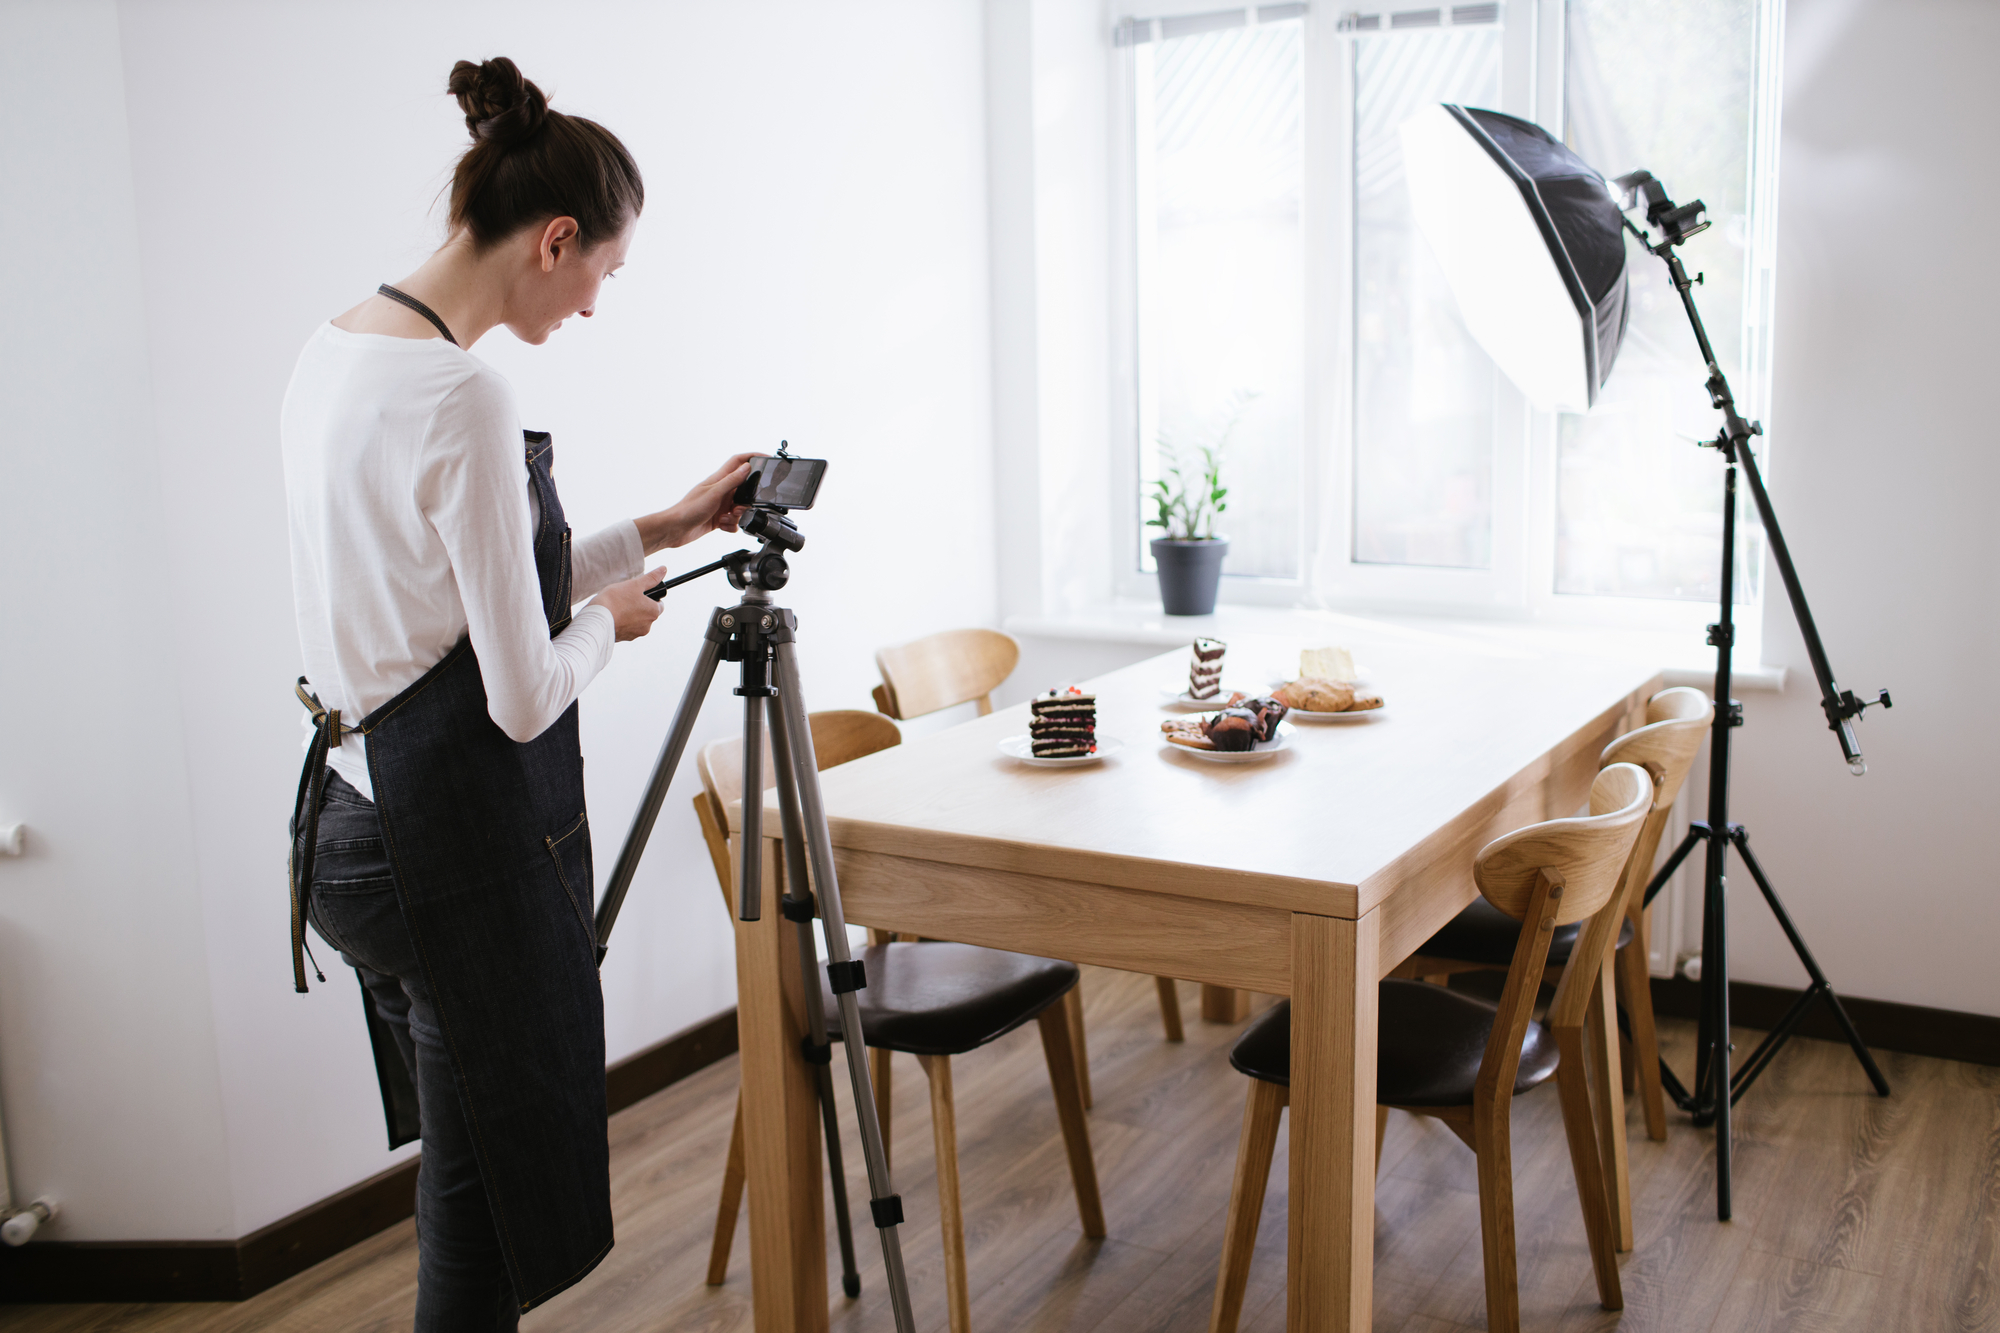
left=595, top=636, right=725, bottom=952
left=739, top=691, right=766, bottom=922
left=771, top=635, right=919, bottom=1333
left=812, top=1060, right=863, bottom=1298
left=1729, top=827, right=1891, bottom=1097
left=766, top=698, right=863, bottom=1299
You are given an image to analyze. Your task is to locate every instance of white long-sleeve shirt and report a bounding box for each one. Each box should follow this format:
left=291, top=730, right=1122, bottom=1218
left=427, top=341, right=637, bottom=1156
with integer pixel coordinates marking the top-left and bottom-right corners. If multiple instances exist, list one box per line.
left=281, top=323, right=643, bottom=800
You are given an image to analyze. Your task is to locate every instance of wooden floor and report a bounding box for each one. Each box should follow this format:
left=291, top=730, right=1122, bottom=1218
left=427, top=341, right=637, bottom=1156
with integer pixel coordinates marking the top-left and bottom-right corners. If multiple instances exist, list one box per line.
left=7, top=967, right=1995, bottom=1332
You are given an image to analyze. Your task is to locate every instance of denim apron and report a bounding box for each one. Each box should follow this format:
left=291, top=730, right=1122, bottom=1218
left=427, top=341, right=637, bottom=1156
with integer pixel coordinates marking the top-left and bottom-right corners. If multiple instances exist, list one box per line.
left=289, top=430, right=611, bottom=1311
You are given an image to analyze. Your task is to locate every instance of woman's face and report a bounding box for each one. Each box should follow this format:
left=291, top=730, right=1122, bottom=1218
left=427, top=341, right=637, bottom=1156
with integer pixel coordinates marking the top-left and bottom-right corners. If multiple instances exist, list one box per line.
left=507, top=214, right=634, bottom=346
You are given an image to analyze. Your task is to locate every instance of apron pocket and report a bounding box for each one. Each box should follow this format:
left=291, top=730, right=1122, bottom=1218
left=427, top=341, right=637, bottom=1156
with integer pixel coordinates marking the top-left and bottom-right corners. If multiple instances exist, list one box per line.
left=544, top=812, right=594, bottom=938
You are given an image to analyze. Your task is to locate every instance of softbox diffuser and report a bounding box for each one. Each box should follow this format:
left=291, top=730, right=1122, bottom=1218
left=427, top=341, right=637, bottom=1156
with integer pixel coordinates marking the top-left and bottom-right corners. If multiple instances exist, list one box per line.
left=1400, top=104, right=1629, bottom=413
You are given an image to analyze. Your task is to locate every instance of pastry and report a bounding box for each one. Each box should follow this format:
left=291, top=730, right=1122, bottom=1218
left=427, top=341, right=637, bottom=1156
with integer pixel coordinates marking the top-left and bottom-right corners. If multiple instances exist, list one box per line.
left=1274, top=677, right=1355, bottom=712
left=1204, top=707, right=1260, bottom=751
left=1160, top=717, right=1213, bottom=749
left=1029, top=687, right=1096, bottom=757
left=1189, top=638, right=1226, bottom=700
left=1241, top=694, right=1290, bottom=741
left=1300, top=645, right=1357, bottom=683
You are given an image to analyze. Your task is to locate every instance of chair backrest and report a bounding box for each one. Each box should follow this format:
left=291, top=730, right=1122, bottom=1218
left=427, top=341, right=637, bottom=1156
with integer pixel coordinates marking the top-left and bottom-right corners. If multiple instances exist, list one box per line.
left=871, top=628, right=1020, bottom=720
left=1474, top=762, right=1654, bottom=929
left=1599, top=685, right=1712, bottom=927
left=1600, top=685, right=1711, bottom=812
left=1469, top=763, right=1652, bottom=1106
left=691, top=709, right=902, bottom=908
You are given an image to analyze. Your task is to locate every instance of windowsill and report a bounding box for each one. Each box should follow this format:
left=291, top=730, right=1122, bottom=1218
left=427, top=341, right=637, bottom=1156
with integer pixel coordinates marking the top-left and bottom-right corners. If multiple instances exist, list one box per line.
left=1003, top=599, right=1786, bottom=693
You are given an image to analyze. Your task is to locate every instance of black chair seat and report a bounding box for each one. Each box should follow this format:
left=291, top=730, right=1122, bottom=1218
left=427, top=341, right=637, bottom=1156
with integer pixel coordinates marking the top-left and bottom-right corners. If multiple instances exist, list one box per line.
left=1420, top=897, right=1634, bottom=969
left=819, top=942, right=1078, bottom=1057
left=1228, top=982, right=1560, bottom=1108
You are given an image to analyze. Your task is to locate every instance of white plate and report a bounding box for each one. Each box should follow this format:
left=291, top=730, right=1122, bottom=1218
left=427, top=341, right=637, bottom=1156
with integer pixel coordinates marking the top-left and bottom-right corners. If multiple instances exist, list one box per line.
left=1160, top=685, right=1249, bottom=710
left=1285, top=704, right=1387, bottom=724
left=1162, top=721, right=1296, bottom=763
left=999, top=734, right=1124, bottom=767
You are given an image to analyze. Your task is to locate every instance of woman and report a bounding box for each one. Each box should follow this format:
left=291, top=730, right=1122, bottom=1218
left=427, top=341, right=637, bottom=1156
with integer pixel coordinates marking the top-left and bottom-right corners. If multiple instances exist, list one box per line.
left=281, top=57, right=746, bottom=1329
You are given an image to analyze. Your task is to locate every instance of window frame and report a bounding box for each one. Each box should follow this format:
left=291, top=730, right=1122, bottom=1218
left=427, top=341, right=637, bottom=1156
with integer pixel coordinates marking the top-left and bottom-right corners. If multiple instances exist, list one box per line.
left=1108, top=0, right=1778, bottom=639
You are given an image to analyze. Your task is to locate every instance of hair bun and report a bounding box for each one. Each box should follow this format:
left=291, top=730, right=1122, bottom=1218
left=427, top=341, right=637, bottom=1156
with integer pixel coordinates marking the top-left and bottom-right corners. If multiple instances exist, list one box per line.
left=447, top=56, right=548, bottom=148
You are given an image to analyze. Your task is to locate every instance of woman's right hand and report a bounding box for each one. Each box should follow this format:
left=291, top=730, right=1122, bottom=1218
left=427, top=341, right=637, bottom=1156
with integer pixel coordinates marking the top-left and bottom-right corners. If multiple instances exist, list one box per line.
left=595, top=567, right=667, bottom=642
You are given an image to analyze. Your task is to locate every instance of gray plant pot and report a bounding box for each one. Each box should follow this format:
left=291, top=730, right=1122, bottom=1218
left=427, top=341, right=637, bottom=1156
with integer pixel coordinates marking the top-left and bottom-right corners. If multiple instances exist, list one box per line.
left=1151, top=537, right=1229, bottom=616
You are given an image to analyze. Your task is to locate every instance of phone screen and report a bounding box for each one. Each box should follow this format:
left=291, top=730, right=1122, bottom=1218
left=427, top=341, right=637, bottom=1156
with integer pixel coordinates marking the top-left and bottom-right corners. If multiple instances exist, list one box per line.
left=736, top=455, right=826, bottom=510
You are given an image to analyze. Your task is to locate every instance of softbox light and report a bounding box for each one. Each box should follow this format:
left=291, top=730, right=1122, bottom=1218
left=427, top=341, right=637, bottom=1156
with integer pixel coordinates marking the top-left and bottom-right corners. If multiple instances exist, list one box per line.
left=1400, top=104, right=1629, bottom=413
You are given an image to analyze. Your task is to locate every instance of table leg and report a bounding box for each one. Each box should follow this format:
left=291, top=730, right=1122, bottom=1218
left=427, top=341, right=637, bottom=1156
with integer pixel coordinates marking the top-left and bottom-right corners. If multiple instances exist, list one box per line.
left=735, top=834, right=828, bottom=1332
left=1289, top=910, right=1379, bottom=1333
left=1201, top=983, right=1250, bottom=1024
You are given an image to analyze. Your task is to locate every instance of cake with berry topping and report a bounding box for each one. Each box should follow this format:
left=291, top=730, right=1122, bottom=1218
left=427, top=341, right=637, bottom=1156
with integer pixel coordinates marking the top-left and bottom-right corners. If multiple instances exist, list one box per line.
left=1029, top=687, right=1097, bottom=757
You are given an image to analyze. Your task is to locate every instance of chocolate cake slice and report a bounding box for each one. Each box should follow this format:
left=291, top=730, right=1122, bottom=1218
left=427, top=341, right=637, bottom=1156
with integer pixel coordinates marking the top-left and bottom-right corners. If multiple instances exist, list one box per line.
left=1029, top=687, right=1097, bottom=757
left=1188, top=637, right=1226, bottom=700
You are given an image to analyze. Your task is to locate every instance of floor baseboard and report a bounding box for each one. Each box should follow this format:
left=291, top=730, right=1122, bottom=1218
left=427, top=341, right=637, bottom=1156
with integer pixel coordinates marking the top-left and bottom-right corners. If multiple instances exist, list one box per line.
left=1647, top=975, right=1998, bottom=1068
left=0, top=1008, right=738, bottom=1305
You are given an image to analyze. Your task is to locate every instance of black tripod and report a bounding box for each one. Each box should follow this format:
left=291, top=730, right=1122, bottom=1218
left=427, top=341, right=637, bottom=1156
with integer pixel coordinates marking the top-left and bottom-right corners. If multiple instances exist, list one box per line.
left=1616, top=172, right=1892, bottom=1221
left=591, top=505, right=917, bottom=1330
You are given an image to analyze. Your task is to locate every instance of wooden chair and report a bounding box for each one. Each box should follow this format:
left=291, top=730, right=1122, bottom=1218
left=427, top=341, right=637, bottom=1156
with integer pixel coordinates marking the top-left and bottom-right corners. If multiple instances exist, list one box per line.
left=873, top=627, right=1188, bottom=1071
left=694, top=709, right=1105, bottom=1332
left=1207, top=763, right=1653, bottom=1333
left=1393, top=686, right=1711, bottom=1247
left=871, top=627, right=1021, bottom=721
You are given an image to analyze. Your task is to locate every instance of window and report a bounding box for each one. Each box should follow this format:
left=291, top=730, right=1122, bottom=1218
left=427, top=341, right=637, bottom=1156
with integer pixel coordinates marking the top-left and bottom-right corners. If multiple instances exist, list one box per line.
left=1114, top=0, right=1779, bottom=621
left=1557, top=0, right=1774, bottom=605
left=1128, top=10, right=1307, bottom=582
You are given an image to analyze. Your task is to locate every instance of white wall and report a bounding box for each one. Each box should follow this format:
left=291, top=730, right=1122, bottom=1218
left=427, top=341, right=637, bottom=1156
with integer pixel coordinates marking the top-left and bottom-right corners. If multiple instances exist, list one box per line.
left=1, top=0, right=992, bottom=1241
left=0, top=0, right=238, bottom=1243
left=1718, top=0, right=2000, bottom=1016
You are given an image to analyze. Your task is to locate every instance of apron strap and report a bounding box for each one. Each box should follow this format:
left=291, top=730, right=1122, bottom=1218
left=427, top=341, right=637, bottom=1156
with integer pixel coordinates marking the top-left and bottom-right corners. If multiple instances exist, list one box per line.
left=289, top=678, right=359, bottom=992
left=375, top=284, right=458, bottom=345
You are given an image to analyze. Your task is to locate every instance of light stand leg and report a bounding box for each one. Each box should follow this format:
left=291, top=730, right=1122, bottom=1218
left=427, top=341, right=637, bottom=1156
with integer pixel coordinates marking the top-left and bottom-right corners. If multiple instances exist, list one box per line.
left=771, top=635, right=919, bottom=1333
left=767, top=697, right=864, bottom=1299
left=1728, top=827, right=1891, bottom=1099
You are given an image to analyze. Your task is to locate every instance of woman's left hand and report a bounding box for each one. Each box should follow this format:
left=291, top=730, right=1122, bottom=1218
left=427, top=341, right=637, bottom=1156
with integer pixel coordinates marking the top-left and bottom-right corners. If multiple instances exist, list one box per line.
left=638, top=454, right=756, bottom=552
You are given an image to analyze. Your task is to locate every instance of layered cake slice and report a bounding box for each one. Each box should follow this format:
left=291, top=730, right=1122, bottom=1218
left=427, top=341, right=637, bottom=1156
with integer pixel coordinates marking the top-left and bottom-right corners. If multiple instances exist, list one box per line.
left=1188, top=638, right=1226, bottom=700
left=1029, top=687, right=1097, bottom=757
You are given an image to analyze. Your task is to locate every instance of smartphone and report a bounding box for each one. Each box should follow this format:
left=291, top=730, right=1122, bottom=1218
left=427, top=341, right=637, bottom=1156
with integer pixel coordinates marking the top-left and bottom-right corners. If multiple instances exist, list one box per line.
left=733, top=454, right=827, bottom=510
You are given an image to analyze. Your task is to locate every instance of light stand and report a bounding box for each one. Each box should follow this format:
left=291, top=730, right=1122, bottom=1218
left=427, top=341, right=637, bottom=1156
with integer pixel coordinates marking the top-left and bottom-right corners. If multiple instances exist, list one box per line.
left=592, top=505, right=917, bottom=1329
left=1616, top=172, right=1893, bottom=1221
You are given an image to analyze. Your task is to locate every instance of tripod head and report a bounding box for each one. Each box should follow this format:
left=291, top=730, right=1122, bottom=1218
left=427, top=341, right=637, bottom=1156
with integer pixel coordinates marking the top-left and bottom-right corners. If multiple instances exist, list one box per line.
left=644, top=503, right=805, bottom=601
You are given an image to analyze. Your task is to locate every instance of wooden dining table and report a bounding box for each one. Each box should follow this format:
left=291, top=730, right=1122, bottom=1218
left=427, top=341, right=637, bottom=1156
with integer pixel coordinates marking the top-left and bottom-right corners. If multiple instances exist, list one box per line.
left=730, top=631, right=1663, bottom=1332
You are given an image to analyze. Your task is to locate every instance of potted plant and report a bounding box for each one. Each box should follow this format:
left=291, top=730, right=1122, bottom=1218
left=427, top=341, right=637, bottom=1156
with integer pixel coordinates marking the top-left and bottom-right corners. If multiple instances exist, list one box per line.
left=1146, top=404, right=1241, bottom=615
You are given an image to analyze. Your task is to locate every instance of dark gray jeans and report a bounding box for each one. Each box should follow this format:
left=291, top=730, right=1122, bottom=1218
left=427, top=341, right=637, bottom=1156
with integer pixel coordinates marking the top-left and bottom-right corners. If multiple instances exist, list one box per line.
left=307, top=770, right=521, bottom=1332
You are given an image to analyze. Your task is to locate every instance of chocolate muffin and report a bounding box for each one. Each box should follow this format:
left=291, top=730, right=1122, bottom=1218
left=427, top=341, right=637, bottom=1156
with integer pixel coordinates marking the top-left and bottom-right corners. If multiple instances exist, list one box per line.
left=1203, top=707, right=1261, bottom=751
left=1240, top=695, right=1290, bottom=741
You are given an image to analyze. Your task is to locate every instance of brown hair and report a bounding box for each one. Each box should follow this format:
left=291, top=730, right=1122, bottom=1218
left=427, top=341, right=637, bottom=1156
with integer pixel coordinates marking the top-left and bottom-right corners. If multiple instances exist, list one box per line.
left=444, top=57, right=643, bottom=251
